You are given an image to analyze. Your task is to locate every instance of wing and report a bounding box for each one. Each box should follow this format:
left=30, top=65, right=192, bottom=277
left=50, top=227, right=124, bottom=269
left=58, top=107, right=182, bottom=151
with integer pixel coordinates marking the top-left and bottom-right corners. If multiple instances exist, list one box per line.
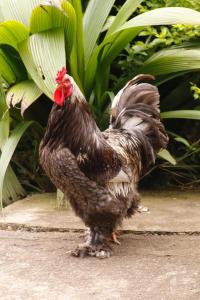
left=75, top=134, right=123, bottom=185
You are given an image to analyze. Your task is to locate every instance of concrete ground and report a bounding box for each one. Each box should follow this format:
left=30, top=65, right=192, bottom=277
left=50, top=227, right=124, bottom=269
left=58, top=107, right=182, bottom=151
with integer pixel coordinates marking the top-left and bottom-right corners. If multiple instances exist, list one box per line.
left=0, top=190, right=200, bottom=300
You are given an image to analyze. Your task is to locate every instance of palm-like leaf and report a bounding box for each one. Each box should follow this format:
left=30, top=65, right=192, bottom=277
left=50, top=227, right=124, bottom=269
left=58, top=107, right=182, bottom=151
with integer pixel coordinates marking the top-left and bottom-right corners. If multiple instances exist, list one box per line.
left=19, top=29, right=66, bottom=99
left=116, top=7, right=200, bottom=32
left=30, top=2, right=76, bottom=58
left=1, top=0, right=200, bottom=197
left=106, top=0, right=143, bottom=36
left=139, top=48, right=200, bottom=75
left=6, top=80, right=42, bottom=114
left=0, top=0, right=47, bottom=26
left=0, top=121, right=33, bottom=208
left=0, top=74, right=9, bottom=148
left=83, top=0, right=115, bottom=65
left=0, top=20, right=28, bottom=50
left=0, top=77, right=26, bottom=207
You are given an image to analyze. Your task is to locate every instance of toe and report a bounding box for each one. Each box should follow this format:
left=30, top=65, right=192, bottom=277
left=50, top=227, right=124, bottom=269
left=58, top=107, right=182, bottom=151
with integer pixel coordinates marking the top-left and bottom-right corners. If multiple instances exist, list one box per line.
left=71, top=244, right=89, bottom=258
left=96, top=250, right=111, bottom=259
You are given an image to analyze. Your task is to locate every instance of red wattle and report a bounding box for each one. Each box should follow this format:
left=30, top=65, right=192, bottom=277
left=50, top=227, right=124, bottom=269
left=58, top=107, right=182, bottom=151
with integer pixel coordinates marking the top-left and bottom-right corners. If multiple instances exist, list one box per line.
left=54, top=86, right=65, bottom=106
left=53, top=81, right=72, bottom=106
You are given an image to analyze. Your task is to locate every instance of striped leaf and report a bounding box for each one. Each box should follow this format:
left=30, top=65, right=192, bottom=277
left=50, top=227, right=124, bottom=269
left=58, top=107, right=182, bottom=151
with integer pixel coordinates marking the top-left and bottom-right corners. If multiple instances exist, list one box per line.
left=106, top=0, right=143, bottom=36
left=19, top=28, right=66, bottom=100
left=0, top=121, right=33, bottom=208
left=30, top=1, right=76, bottom=59
left=0, top=0, right=51, bottom=26
left=83, top=0, right=115, bottom=65
left=116, top=7, right=200, bottom=33
left=6, top=80, right=42, bottom=114
left=0, top=75, right=9, bottom=149
left=0, top=20, right=28, bottom=50
left=139, top=48, right=200, bottom=75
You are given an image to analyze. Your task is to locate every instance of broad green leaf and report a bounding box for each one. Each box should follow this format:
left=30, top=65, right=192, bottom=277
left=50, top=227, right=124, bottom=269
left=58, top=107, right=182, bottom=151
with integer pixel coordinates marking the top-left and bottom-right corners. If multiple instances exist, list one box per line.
left=69, top=0, right=84, bottom=81
left=86, top=6, right=200, bottom=96
left=83, top=0, right=115, bottom=65
left=19, top=39, right=50, bottom=97
left=6, top=80, right=42, bottom=115
left=0, top=46, right=27, bottom=85
left=158, top=149, right=176, bottom=165
left=101, top=28, right=141, bottom=66
left=30, top=1, right=76, bottom=59
left=0, top=0, right=48, bottom=26
left=84, top=49, right=99, bottom=96
left=19, top=29, right=66, bottom=100
left=0, top=75, right=9, bottom=148
left=0, top=121, right=33, bottom=208
left=84, top=30, right=128, bottom=94
left=139, top=48, right=200, bottom=75
left=0, top=49, right=16, bottom=85
left=116, top=7, right=200, bottom=33
left=161, top=110, right=200, bottom=120
left=0, top=20, right=28, bottom=50
left=102, top=16, right=116, bottom=33
left=3, top=165, right=25, bottom=206
left=0, top=5, right=4, bottom=22
left=85, top=28, right=140, bottom=95
left=106, top=0, right=143, bottom=36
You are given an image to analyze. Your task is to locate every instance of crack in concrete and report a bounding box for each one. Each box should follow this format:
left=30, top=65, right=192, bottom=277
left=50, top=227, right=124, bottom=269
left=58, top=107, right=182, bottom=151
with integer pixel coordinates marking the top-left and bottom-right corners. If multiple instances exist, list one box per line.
left=1, top=222, right=200, bottom=236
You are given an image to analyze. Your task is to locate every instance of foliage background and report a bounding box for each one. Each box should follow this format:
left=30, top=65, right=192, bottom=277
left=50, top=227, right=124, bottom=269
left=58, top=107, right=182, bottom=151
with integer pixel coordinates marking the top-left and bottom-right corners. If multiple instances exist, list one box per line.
left=112, top=0, right=200, bottom=188
left=0, top=0, right=200, bottom=206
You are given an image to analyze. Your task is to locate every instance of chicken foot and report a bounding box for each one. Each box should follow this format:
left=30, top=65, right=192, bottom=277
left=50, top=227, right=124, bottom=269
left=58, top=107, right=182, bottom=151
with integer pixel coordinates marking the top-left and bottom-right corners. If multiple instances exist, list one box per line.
left=71, top=228, right=113, bottom=259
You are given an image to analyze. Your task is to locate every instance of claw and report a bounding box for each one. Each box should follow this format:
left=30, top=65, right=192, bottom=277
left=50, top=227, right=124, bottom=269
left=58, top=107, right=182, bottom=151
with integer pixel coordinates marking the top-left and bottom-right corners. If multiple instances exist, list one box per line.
left=111, top=231, right=121, bottom=245
left=71, top=243, right=89, bottom=258
left=96, top=250, right=111, bottom=259
left=71, top=242, right=113, bottom=259
left=137, top=205, right=149, bottom=213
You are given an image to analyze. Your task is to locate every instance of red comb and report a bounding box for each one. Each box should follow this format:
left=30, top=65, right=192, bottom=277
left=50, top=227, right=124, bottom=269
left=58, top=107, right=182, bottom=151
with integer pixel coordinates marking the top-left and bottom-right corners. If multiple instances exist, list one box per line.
left=56, top=67, right=67, bottom=84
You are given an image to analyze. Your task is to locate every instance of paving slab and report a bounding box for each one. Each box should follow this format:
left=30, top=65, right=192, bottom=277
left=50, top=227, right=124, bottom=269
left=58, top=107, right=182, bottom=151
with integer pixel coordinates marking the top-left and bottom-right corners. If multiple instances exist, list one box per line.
left=0, top=230, right=200, bottom=300
left=1, top=190, right=200, bottom=300
left=0, top=190, right=200, bottom=233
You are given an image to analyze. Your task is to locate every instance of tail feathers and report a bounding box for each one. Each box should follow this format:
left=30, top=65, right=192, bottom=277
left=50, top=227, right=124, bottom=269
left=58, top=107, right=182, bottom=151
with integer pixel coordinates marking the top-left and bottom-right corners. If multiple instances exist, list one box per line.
left=110, top=74, right=168, bottom=153
left=110, top=74, right=159, bottom=121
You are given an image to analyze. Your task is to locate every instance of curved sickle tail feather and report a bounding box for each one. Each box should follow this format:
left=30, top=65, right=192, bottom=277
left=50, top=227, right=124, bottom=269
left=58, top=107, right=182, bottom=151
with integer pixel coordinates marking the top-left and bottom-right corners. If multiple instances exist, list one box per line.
left=110, top=74, right=169, bottom=173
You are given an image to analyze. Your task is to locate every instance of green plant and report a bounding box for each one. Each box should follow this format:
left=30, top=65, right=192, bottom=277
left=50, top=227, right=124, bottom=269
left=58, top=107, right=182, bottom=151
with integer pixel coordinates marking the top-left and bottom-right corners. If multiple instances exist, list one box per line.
left=190, top=82, right=200, bottom=101
left=155, top=134, right=200, bottom=188
left=0, top=75, right=34, bottom=207
left=1, top=0, right=200, bottom=205
left=1, top=1, right=200, bottom=110
left=166, top=0, right=200, bottom=10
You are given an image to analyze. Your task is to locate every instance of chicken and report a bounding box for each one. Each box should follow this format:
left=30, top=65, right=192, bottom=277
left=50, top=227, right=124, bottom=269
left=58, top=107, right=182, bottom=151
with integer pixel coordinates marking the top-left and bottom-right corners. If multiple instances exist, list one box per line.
left=39, top=67, right=168, bottom=258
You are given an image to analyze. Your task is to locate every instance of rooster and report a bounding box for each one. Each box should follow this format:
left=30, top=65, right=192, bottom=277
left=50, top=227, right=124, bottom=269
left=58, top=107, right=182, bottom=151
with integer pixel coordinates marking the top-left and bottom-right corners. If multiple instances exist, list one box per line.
left=39, top=67, right=168, bottom=258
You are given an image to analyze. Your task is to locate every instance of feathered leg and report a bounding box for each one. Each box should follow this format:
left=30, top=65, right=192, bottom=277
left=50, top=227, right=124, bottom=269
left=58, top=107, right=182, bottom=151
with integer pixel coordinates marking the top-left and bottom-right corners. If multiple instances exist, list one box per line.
left=72, top=227, right=113, bottom=258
